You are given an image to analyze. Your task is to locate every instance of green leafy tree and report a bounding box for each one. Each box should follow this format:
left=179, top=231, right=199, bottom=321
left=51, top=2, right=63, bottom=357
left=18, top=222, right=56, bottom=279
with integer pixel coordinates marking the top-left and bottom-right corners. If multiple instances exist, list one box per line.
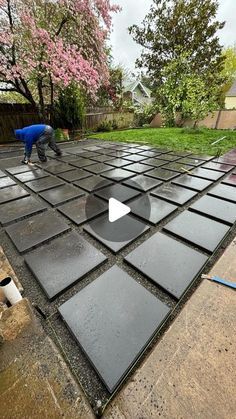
left=219, top=45, right=236, bottom=107
left=158, top=53, right=218, bottom=126
left=129, top=0, right=225, bottom=99
left=54, top=83, right=86, bottom=130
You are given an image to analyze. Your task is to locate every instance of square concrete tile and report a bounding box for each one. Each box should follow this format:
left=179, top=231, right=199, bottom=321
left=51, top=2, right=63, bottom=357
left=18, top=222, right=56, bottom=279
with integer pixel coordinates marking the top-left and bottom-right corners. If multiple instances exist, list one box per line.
left=102, top=168, right=135, bottom=182
left=126, top=148, right=142, bottom=153
left=90, top=154, right=114, bottom=163
left=125, top=233, right=208, bottom=299
left=6, top=165, right=38, bottom=175
left=177, top=157, right=203, bottom=167
left=125, top=163, right=153, bottom=174
left=151, top=184, right=197, bottom=205
left=187, top=154, right=213, bottom=161
left=76, top=152, right=99, bottom=159
left=187, top=167, right=224, bottom=181
left=25, top=231, right=107, bottom=300
left=137, top=151, right=162, bottom=158
left=162, top=162, right=194, bottom=173
left=222, top=174, right=236, bottom=187
left=123, top=154, right=147, bottom=163
left=130, top=195, right=178, bottom=225
left=84, top=214, right=149, bottom=253
left=172, top=175, right=212, bottom=191
left=39, top=185, right=85, bottom=206
left=123, top=175, right=162, bottom=192
left=26, top=176, right=65, bottom=193
left=39, top=161, right=73, bottom=174
left=0, top=196, right=47, bottom=226
left=58, top=169, right=92, bottom=182
left=70, top=158, right=95, bottom=168
left=0, top=185, right=30, bottom=204
left=145, top=168, right=179, bottom=181
left=0, top=177, right=16, bottom=189
left=95, top=183, right=140, bottom=203
left=6, top=210, right=70, bottom=253
left=83, top=145, right=101, bottom=151
left=164, top=211, right=230, bottom=253
left=107, top=151, right=131, bottom=158
left=108, top=158, right=131, bottom=168
left=169, top=151, right=192, bottom=157
left=84, top=163, right=113, bottom=174
left=190, top=195, right=236, bottom=225
left=202, top=162, right=234, bottom=172
left=74, top=176, right=113, bottom=192
left=142, top=158, right=167, bottom=168
left=58, top=265, right=170, bottom=392
left=14, top=169, right=48, bottom=183
left=207, top=184, right=236, bottom=203
left=56, top=154, right=80, bottom=163
left=0, top=170, right=6, bottom=178
left=58, top=195, right=107, bottom=225
left=156, top=154, right=180, bottom=162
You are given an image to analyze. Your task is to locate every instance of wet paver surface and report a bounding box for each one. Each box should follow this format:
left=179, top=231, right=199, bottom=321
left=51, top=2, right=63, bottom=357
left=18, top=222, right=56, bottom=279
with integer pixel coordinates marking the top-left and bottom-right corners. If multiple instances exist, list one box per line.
left=0, top=140, right=236, bottom=407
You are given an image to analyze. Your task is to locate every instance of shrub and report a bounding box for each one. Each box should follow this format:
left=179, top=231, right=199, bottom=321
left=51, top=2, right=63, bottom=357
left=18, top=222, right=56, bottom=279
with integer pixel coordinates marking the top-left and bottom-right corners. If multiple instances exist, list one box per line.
left=96, top=120, right=113, bottom=132
left=54, top=83, right=86, bottom=130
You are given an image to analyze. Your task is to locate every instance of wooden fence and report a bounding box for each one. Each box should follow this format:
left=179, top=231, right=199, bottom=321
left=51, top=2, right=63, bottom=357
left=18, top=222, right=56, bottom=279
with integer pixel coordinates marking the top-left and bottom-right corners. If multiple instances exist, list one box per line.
left=0, top=104, right=134, bottom=143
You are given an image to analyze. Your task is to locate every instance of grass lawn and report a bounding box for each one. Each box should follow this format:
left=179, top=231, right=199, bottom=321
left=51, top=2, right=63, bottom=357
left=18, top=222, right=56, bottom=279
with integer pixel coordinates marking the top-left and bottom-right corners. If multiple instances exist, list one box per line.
left=89, top=127, right=236, bottom=156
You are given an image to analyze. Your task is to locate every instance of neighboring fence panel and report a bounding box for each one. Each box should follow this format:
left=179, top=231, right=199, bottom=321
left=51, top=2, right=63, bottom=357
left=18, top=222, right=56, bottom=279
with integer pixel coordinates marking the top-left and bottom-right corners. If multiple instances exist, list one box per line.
left=150, top=110, right=236, bottom=129
left=0, top=104, right=135, bottom=143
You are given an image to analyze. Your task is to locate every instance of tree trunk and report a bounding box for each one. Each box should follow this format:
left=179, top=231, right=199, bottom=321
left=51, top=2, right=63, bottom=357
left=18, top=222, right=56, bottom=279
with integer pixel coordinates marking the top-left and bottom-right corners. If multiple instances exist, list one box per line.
left=37, top=78, right=47, bottom=122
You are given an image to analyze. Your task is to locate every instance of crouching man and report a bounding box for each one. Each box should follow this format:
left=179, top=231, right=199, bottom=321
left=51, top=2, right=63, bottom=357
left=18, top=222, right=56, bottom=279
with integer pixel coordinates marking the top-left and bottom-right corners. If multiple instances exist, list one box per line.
left=14, top=124, right=62, bottom=163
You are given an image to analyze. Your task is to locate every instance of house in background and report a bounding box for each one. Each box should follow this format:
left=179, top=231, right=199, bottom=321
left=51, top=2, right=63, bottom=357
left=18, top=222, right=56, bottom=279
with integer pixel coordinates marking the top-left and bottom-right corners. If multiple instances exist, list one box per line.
left=225, top=80, right=236, bottom=109
left=123, top=80, right=153, bottom=106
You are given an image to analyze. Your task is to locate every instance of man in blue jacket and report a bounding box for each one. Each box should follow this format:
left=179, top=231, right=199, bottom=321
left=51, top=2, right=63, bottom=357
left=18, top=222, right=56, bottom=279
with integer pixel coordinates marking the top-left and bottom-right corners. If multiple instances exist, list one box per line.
left=14, top=124, right=62, bottom=163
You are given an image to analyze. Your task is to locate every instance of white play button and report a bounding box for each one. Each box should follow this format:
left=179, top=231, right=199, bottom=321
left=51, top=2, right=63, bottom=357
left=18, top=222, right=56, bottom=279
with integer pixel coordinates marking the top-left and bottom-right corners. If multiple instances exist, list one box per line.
left=109, top=198, right=131, bottom=223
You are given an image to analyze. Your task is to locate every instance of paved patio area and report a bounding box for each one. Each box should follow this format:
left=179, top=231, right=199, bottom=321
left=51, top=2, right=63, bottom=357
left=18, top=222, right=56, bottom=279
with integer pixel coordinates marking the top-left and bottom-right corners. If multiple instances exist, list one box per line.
left=0, top=139, right=236, bottom=409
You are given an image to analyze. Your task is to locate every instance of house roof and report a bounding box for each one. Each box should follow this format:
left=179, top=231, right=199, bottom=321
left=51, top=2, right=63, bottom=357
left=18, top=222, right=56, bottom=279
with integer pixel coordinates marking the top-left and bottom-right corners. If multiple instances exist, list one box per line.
left=123, top=80, right=152, bottom=98
left=226, top=80, right=236, bottom=97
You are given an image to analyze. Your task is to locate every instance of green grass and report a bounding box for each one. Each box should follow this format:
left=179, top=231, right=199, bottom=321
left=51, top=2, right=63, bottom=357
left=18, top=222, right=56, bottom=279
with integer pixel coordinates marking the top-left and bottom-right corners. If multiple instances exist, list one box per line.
left=88, top=127, right=236, bottom=155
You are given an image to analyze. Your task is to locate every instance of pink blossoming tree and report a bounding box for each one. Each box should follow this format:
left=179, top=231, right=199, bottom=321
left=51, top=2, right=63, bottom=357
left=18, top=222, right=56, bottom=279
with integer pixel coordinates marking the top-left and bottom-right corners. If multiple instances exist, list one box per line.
left=0, top=0, right=119, bottom=118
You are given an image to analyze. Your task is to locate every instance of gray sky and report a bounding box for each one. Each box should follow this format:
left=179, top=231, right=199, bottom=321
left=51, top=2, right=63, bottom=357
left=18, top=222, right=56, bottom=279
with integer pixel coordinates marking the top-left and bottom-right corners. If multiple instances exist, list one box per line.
left=110, top=0, right=236, bottom=72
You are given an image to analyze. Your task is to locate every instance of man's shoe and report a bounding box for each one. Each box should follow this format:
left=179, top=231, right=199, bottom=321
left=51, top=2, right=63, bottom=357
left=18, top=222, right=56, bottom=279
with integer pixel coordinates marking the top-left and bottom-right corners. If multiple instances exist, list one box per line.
left=21, top=159, right=28, bottom=164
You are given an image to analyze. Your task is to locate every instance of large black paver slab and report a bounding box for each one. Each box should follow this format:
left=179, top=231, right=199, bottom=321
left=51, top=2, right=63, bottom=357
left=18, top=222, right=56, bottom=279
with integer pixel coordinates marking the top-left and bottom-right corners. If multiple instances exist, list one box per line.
left=58, top=195, right=107, bottom=225
left=106, top=151, right=130, bottom=158
left=162, top=162, right=194, bottom=173
left=123, top=175, right=162, bottom=192
left=177, top=157, right=203, bottom=167
left=25, top=231, right=107, bottom=300
left=70, top=158, right=96, bottom=168
left=130, top=195, right=178, bottom=225
left=137, top=150, right=163, bottom=158
left=39, top=161, right=73, bottom=175
left=125, top=163, right=156, bottom=174
left=95, top=183, right=140, bottom=203
left=145, top=168, right=179, bottom=181
left=84, top=163, right=113, bottom=174
left=0, top=185, right=30, bottom=204
left=108, top=158, right=131, bottom=168
left=190, top=195, right=236, bottom=225
left=74, top=176, right=113, bottom=192
left=6, top=210, right=70, bottom=253
left=207, top=184, right=236, bottom=203
left=202, top=161, right=234, bottom=173
left=172, top=174, right=212, bottom=191
left=124, top=154, right=148, bottom=162
left=14, top=169, right=48, bottom=183
left=39, top=184, right=85, bottom=206
left=58, top=169, right=92, bottom=182
left=26, top=176, right=65, bottom=193
left=59, top=265, right=170, bottom=392
left=190, top=167, right=224, bottom=181
left=0, top=196, right=47, bottom=226
left=84, top=214, right=149, bottom=253
left=125, top=233, right=208, bottom=299
left=0, top=170, right=6, bottom=178
left=102, top=168, right=135, bottom=182
left=151, top=184, right=197, bottom=205
left=90, top=154, right=114, bottom=163
left=187, top=154, right=213, bottom=161
left=0, top=176, right=16, bottom=189
left=155, top=154, right=180, bottom=162
left=222, top=174, right=236, bottom=187
left=142, top=158, right=167, bottom=168
left=164, top=211, right=230, bottom=253
left=6, top=165, right=38, bottom=175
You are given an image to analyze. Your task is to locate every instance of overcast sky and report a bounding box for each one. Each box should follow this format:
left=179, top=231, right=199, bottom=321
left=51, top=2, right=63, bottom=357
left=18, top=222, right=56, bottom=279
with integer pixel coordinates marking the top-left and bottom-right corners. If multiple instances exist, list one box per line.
left=110, top=0, right=236, bottom=72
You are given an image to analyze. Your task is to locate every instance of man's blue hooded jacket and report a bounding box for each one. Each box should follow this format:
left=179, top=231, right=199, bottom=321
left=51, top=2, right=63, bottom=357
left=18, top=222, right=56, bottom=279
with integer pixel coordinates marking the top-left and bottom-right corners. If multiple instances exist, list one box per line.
left=15, top=124, right=46, bottom=157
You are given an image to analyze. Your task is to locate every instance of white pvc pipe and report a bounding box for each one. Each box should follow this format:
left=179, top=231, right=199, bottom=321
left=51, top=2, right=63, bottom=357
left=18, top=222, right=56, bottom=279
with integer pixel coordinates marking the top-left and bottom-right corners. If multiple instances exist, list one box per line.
left=0, top=277, right=22, bottom=305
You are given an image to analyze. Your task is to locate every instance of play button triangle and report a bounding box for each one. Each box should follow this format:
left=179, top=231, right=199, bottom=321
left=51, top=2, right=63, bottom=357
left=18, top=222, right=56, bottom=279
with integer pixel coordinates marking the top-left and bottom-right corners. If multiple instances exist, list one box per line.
left=109, top=198, right=131, bottom=223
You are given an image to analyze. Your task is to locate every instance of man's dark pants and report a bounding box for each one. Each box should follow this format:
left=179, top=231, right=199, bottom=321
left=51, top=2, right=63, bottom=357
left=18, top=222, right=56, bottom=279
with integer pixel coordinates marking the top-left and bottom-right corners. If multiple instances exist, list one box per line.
left=36, top=126, right=61, bottom=162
